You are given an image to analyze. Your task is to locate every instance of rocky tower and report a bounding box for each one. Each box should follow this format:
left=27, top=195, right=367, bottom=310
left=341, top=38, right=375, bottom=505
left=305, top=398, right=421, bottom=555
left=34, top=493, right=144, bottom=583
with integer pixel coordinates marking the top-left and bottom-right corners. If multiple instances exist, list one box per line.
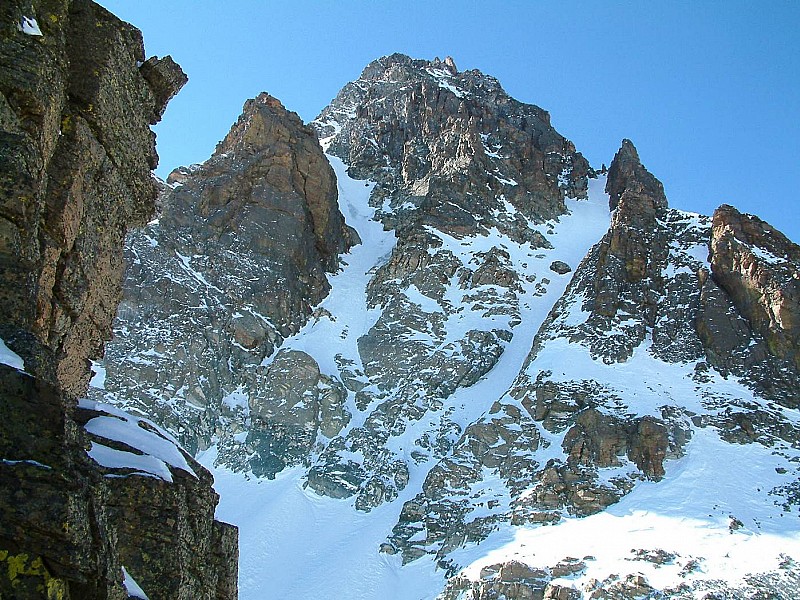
left=0, top=2, right=236, bottom=598
left=91, top=92, right=356, bottom=463
left=316, top=53, right=590, bottom=238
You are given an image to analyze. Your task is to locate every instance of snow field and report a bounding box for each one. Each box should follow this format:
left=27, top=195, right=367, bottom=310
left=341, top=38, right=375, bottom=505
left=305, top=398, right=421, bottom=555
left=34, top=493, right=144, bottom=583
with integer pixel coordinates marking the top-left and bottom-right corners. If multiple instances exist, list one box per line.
left=204, top=166, right=614, bottom=599
left=453, top=426, right=800, bottom=594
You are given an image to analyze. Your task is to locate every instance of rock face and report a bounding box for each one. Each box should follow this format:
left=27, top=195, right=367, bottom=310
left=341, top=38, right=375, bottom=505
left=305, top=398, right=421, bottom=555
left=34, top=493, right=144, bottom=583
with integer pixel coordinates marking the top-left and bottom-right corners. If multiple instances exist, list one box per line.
left=299, top=53, right=596, bottom=510
left=0, top=2, right=236, bottom=598
left=90, top=52, right=800, bottom=600
left=247, top=349, right=349, bottom=478
left=382, top=137, right=800, bottom=593
left=89, top=92, right=355, bottom=461
left=700, top=204, right=800, bottom=404
left=317, top=53, right=590, bottom=239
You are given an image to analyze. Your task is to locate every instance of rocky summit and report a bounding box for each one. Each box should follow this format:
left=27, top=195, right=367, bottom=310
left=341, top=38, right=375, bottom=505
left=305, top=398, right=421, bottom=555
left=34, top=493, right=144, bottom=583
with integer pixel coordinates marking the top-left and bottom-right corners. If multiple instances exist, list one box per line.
left=90, top=91, right=355, bottom=472
left=24, top=41, right=800, bottom=600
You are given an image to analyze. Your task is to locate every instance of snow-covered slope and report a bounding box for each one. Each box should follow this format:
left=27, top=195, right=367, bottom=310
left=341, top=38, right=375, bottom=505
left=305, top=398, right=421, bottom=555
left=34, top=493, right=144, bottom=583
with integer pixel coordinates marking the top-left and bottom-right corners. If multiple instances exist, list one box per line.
left=93, top=54, right=800, bottom=599
left=450, top=425, right=800, bottom=597
left=199, top=151, right=800, bottom=600
left=199, top=157, right=614, bottom=599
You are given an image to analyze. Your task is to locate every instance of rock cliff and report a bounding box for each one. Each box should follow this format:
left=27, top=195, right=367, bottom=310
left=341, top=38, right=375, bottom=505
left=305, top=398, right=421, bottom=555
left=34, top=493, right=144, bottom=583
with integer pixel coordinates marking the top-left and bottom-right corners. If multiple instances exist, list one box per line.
left=90, top=91, right=355, bottom=472
left=317, top=53, right=590, bottom=238
left=90, top=52, right=800, bottom=599
left=0, top=1, right=236, bottom=598
left=699, top=204, right=800, bottom=404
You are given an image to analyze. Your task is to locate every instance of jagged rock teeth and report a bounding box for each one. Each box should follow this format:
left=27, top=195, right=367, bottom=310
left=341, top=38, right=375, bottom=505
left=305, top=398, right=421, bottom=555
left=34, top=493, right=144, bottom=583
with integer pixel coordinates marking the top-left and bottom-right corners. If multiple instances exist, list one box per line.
left=605, top=138, right=667, bottom=212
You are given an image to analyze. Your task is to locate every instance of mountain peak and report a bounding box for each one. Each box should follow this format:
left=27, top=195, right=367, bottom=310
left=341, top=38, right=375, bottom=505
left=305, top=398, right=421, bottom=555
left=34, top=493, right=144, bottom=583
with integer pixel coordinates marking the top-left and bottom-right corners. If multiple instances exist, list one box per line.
left=618, top=137, right=640, bottom=162
left=606, top=138, right=668, bottom=212
left=313, top=53, right=588, bottom=240
left=213, top=91, right=304, bottom=158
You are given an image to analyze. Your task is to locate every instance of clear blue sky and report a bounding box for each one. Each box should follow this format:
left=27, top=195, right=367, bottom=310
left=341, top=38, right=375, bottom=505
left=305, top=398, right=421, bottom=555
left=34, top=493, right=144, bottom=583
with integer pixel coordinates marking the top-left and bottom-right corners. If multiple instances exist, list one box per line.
left=98, top=1, right=800, bottom=242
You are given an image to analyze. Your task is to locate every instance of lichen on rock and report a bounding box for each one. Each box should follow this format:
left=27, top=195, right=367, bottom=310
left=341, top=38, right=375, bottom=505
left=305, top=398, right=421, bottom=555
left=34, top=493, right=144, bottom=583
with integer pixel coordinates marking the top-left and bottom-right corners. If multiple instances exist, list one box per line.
left=0, top=1, right=235, bottom=598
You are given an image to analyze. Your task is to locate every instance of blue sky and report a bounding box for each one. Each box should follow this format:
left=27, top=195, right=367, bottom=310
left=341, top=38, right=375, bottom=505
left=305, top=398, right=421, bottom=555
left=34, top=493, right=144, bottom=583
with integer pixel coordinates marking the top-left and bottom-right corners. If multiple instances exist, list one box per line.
left=98, top=1, right=800, bottom=242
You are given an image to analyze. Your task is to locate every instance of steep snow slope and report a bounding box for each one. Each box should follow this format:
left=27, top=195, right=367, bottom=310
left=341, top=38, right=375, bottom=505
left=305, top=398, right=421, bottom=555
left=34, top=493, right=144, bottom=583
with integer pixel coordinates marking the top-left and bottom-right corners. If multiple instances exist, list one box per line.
left=199, top=156, right=612, bottom=599
left=440, top=345, right=800, bottom=597
left=201, top=155, right=800, bottom=599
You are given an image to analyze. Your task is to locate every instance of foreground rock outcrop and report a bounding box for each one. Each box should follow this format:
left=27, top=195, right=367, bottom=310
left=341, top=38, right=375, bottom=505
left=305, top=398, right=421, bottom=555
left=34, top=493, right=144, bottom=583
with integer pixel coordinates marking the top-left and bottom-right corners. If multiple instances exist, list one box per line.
left=0, top=1, right=236, bottom=598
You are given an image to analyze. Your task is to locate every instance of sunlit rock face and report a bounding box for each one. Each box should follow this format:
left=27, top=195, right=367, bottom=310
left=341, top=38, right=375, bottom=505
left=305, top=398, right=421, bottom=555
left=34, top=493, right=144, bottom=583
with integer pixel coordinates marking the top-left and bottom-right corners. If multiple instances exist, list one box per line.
left=0, top=2, right=237, bottom=598
left=92, top=51, right=800, bottom=599
left=90, top=92, right=356, bottom=462
left=700, top=204, right=800, bottom=404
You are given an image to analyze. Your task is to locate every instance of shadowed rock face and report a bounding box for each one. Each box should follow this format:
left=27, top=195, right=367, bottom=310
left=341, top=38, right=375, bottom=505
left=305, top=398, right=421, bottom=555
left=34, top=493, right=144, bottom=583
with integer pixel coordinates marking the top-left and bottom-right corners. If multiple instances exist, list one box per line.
left=317, top=53, right=590, bottom=240
left=91, top=91, right=356, bottom=459
left=0, top=1, right=236, bottom=598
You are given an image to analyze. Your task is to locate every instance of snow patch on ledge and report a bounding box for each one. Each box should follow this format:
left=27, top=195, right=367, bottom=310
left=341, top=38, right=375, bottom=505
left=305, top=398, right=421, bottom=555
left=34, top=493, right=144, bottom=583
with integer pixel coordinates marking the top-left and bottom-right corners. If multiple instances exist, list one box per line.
left=122, top=566, right=150, bottom=599
left=89, top=442, right=174, bottom=482
left=80, top=398, right=197, bottom=481
left=18, top=16, right=43, bottom=36
left=89, top=360, right=106, bottom=389
left=0, top=337, right=26, bottom=372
